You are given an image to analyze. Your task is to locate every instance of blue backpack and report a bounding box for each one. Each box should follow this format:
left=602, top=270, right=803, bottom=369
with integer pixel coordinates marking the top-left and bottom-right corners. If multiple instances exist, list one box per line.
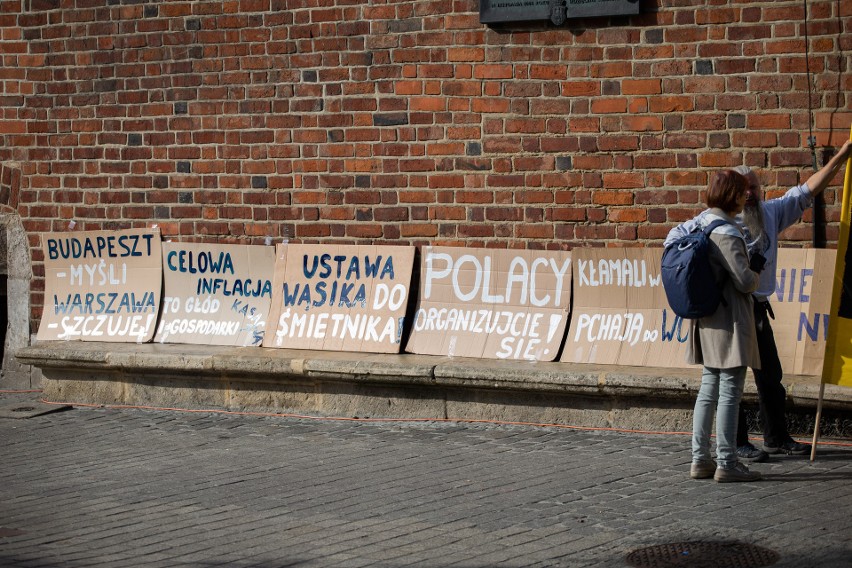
left=661, top=219, right=729, bottom=319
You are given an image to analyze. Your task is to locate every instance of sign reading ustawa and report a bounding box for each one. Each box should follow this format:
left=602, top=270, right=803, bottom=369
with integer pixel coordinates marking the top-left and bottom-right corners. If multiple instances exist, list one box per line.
left=38, top=228, right=162, bottom=342
left=263, top=244, right=415, bottom=353
left=405, top=247, right=572, bottom=361
left=154, top=242, right=275, bottom=347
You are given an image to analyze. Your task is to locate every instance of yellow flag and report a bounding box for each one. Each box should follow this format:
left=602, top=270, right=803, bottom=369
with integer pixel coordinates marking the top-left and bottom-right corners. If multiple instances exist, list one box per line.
left=822, top=126, right=852, bottom=387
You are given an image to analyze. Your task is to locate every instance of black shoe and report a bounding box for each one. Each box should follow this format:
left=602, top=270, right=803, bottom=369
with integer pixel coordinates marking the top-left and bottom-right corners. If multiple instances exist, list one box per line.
left=764, top=440, right=811, bottom=455
left=714, top=462, right=762, bottom=483
left=736, top=443, right=768, bottom=463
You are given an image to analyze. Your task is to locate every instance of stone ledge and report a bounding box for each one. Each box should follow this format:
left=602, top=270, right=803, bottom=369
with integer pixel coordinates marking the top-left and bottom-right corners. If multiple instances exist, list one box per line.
left=15, top=341, right=852, bottom=432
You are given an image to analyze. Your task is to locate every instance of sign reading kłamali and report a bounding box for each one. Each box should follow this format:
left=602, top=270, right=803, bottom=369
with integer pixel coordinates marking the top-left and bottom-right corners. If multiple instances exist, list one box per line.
left=562, top=247, right=835, bottom=372
left=154, top=243, right=275, bottom=347
left=561, top=248, right=690, bottom=368
left=405, top=247, right=572, bottom=361
left=38, top=229, right=162, bottom=342
left=263, top=244, right=415, bottom=353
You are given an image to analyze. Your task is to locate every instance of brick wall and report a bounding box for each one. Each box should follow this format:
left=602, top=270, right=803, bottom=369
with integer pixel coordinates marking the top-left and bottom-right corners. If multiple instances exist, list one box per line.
left=0, top=0, right=851, bottom=327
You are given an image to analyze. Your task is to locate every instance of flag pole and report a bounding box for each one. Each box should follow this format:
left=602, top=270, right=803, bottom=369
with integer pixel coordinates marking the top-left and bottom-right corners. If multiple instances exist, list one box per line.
left=811, top=126, right=852, bottom=462
left=809, top=382, right=824, bottom=461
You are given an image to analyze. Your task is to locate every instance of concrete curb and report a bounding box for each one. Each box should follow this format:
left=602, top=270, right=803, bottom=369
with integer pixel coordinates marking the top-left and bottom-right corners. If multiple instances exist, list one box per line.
left=15, top=342, right=852, bottom=431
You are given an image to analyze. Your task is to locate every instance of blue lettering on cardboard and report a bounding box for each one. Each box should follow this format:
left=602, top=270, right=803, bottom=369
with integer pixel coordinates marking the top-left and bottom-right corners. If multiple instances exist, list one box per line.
left=53, top=291, right=157, bottom=315
left=47, top=234, right=154, bottom=260
left=660, top=309, right=689, bottom=343
left=775, top=267, right=813, bottom=303
left=303, top=254, right=395, bottom=280
left=167, top=250, right=235, bottom=274
left=798, top=312, right=829, bottom=342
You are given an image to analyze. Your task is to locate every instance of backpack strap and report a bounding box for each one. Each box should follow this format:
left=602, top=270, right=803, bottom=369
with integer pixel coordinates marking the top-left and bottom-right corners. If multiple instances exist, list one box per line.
left=701, top=218, right=731, bottom=307
left=702, top=218, right=730, bottom=235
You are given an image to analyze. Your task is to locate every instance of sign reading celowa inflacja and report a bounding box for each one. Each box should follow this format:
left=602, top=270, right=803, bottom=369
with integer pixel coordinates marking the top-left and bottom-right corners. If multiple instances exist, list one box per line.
left=480, top=0, right=640, bottom=25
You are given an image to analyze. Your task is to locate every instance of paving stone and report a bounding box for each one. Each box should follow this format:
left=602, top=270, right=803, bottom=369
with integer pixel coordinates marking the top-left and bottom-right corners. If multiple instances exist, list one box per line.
left=1, top=397, right=851, bottom=567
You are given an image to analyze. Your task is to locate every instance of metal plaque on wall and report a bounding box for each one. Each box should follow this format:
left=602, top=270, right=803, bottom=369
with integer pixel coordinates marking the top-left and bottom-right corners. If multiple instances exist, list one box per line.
left=480, top=0, right=640, bottom=25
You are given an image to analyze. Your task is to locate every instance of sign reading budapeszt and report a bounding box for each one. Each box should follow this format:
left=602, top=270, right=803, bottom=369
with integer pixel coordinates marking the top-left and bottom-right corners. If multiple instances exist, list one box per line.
left=38, top=228, right=163, bottom=343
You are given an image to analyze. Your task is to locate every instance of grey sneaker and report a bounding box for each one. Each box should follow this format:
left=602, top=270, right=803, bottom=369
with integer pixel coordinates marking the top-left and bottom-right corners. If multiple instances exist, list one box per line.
left=736, top=442, right=768, bottom=463
left=714, top=462, right=762, bottom=483
left=690, top=459, right=716, bottom=479
left=764, top=440, right=810, bottom=455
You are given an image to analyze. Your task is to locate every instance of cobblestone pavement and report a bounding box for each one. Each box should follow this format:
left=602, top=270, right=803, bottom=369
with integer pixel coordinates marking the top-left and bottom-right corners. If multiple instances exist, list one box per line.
left=1, top=396, right=851, bottom=567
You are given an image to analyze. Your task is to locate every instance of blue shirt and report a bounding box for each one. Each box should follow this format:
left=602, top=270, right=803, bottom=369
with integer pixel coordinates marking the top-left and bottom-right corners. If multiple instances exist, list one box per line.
left=663, top=183, right=814, bottom=300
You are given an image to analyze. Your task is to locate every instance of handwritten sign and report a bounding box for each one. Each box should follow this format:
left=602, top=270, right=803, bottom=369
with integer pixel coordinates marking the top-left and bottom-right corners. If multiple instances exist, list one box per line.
left=770, top=249, right=835, bottom=376
left=263, top=244, right=415, bottom=353
left=154, top=243, right=275, bottom=347
left=405, top=247, right=572, bottom=361
left=37, top=229, right=162, bottom=343
left=560, top=248, right=690, bottom=367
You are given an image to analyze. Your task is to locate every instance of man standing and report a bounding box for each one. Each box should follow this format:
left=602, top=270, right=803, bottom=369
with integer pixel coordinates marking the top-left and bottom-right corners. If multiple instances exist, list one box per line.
left=664, top=139, right=852, bottom=461
left=733, top=138, right=852, bottom=461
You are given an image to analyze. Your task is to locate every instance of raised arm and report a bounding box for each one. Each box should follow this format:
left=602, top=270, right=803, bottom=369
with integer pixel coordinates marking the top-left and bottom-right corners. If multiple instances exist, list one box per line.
left=805, top=139, right=852, bottom=198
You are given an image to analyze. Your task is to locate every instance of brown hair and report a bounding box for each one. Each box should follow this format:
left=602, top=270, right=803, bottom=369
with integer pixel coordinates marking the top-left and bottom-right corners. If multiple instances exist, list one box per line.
left=706, top=170, right=747, bottom=213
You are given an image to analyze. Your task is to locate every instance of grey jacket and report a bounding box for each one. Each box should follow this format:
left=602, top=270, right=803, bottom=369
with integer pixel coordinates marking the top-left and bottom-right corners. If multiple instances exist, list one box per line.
left=684, top=209, right=761, bottom=370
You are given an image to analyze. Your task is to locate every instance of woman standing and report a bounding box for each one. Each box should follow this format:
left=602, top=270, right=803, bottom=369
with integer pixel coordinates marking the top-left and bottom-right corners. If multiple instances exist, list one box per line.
left=675, top=170, right=762, bottom=482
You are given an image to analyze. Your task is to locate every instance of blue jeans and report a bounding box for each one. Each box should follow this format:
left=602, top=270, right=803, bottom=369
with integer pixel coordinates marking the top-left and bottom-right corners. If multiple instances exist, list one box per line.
left=692, top=366, right=746, bottom=469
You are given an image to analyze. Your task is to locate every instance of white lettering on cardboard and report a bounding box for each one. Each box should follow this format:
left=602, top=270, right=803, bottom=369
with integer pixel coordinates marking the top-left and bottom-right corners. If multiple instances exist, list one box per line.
left=273, top=309, right=400, bottom=345
left=573, top=312, right=645, bottom=346
left=424, top=252, right=569, bottom=306
left=577, top=258, right=660, bottom=288
left=69, top=260, right=128, bottom=287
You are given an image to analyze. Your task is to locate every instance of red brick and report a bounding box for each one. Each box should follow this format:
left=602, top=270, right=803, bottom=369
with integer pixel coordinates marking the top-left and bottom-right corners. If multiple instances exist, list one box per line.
left=603, top=172, right=645, bottom=189
left=516, top=224, right=553, bottom=239
left=748, top=114, right=792, bottom=130
left=401, top=223, right=438, bottom=237
left=622, top=79, right=662, bottom=95
left=593, top=191, right=634, bottom=206
left=590, top=99, right=627, bottom=114
left=608, top=208, right=647, bottom=223
left=622, top=116, right=663, bottom=132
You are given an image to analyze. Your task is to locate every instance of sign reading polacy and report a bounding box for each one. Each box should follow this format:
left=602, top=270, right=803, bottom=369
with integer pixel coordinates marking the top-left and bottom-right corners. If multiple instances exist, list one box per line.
left=405, top=247, right=572, bottom=361
left=480, top=0, right=640, bottom=25
left=38, top=229, right=163, bottom=343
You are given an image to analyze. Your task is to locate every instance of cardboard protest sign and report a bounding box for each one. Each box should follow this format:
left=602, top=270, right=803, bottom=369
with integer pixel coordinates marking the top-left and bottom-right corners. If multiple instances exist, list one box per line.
left=38, top=229, right=162, bottom=343
left=770, top=248, right=835, bottom=376
left=405, top=247, right=572, bottom=361
left=154, top=243, right=275, bottom=347
left=263, top=244, right=415, bottom=353
left=561, top=247, right=691, bottom=368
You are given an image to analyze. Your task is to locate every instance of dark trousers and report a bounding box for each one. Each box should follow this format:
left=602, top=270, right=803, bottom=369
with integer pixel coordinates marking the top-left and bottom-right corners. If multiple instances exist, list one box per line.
left=736, top=300, right=791, bottom=447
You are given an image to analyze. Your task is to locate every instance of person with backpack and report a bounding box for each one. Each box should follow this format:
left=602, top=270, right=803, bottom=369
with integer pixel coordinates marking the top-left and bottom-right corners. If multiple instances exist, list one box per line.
left=728, top=140, right=852, bottom=460
left=666, top=139, right=852, bottom=464
left=664, top=170, right=762, bottom=482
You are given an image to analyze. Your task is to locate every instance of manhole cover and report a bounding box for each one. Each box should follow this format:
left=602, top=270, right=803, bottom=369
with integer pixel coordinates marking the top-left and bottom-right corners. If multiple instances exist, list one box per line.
left=11, top=407, right=36, bottom=412
left=0, top=527, right=25, bottom=537
left=626, top=541, right=779, bottom=568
